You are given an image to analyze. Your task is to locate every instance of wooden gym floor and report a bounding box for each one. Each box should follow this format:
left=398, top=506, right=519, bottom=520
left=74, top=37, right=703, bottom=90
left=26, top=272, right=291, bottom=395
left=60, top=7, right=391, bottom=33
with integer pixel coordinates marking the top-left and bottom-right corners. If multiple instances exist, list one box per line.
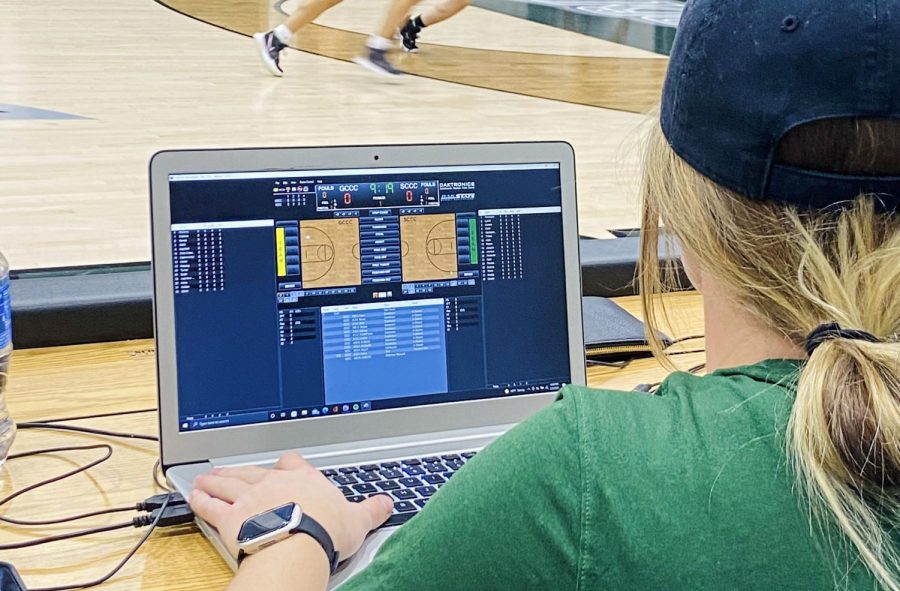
left=0, top=0, right=668, bottom=270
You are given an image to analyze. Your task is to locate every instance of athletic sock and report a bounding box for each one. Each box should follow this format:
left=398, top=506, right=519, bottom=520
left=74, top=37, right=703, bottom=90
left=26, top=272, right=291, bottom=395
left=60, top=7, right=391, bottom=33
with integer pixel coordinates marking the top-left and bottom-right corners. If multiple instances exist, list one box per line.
left=413, top=15, right=426, bottom=29
left=273, top=24, right=293, bottom=45
left=367, top=35, right=393, bottom=51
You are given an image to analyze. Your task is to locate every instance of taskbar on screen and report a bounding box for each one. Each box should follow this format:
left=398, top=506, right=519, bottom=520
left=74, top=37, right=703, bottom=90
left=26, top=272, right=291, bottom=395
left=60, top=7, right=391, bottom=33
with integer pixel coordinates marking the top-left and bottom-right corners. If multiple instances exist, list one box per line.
left=179, top=378, right=567, bottom=432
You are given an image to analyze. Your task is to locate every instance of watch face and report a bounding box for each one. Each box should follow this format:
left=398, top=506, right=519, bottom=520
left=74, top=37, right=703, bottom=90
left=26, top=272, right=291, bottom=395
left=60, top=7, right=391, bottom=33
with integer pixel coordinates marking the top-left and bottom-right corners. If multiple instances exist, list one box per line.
left=238, top=503, right=297, bottom=543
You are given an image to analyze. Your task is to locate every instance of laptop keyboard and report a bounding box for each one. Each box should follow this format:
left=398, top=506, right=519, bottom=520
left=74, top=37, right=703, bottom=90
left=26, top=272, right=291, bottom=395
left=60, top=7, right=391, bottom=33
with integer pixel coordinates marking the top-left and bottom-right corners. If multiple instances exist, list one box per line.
left=320, top=451, right=478, bottom=527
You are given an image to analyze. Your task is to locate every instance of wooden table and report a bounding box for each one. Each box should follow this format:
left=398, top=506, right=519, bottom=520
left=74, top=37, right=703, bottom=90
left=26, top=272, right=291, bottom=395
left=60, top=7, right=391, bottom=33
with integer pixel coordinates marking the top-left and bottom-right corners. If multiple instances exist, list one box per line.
left=0, top=293, right=703, bottom=590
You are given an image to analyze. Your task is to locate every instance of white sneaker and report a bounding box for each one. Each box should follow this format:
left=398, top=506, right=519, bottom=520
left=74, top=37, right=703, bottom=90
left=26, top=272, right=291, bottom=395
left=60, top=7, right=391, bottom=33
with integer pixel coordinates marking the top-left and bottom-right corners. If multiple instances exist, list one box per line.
left=352, top=48, right=404, bottom=80
left=253, top=31, right=286, bottom=77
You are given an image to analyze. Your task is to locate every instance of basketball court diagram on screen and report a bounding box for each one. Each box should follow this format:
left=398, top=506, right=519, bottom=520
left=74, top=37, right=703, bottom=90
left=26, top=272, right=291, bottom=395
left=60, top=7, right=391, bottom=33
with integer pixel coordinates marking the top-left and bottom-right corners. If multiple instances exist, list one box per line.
left=400, top=214, right=458, bottom=282
left=298, top=214, right=459, bottom=288
left=300, top=219, right=361, bottom=288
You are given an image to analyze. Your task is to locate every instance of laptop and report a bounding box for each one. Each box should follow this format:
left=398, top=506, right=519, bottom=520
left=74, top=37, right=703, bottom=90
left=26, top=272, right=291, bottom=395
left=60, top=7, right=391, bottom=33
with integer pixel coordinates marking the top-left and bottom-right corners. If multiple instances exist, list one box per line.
left=149, top=143, right=586, bottom=586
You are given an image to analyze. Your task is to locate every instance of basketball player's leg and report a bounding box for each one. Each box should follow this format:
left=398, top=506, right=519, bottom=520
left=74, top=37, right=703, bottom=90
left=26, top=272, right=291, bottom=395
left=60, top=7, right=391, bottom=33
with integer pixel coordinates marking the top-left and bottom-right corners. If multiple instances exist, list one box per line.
left=353, top=0, right=421, bottom=78
left=253, top=0, right=344, bottom=76
left=400, top=0, right=469, bottom=53
left=421, top=0, right=470, bottom=27
left=375, top=0, right=422, bottom=40
left=284, top=0, right=344, bottom=32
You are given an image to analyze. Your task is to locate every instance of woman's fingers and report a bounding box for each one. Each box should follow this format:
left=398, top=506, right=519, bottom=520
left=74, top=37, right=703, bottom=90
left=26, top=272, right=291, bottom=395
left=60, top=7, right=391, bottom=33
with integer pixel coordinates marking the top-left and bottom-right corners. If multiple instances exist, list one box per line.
left=190, top=457, right=393, bottom=561
left=189, top=488, right=231, bottom=526
left=356, top=494, right=394, bottom=531
left=194, top=473, right=250, bottom=503
left=211, top=465, right=269, bottom=484
left=274, top=452, right=312, bottom=471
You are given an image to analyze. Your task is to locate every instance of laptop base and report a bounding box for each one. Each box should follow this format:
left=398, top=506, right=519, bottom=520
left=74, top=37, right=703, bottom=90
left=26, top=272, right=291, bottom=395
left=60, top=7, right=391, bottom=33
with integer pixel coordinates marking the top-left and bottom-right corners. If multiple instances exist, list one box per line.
left=167, top=423, right=513, bottom=588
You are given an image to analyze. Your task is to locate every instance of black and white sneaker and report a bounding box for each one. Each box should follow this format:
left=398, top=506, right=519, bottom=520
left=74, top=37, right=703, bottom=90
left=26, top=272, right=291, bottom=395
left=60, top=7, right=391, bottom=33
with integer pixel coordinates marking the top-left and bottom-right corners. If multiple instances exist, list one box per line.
left=253, top=31, right=287, bottom=77
left=399, top=19, right=420, bottom=53
left=352, top=48, right=404, bottom=79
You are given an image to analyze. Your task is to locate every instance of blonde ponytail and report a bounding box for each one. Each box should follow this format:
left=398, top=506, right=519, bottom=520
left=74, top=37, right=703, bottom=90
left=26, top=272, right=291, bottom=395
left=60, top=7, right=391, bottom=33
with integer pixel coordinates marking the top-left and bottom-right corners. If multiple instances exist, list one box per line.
left=791, top=336, right=900, bottom=589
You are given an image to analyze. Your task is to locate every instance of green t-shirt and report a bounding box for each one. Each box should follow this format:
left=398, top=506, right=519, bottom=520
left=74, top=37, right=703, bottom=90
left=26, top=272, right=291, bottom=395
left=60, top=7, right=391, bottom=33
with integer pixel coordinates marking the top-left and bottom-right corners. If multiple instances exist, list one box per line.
left=341, top=360, right=882, bottom=589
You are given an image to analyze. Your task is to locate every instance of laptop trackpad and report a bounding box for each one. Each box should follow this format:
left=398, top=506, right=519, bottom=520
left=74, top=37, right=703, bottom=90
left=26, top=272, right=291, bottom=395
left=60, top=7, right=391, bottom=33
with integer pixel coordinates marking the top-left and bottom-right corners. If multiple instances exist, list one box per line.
left=329, top=527, right=396, bottom=589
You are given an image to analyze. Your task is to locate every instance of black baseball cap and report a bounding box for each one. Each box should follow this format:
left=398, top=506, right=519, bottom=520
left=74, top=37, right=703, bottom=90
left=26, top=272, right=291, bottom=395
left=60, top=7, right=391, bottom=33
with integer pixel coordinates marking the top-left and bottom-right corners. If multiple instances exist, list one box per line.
left=660, top=0, right=900, bottom=211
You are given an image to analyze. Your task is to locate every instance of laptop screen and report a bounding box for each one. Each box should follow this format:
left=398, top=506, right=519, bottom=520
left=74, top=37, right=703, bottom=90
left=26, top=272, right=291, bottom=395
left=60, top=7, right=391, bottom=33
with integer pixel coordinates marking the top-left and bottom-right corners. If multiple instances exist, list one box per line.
left=168, top=163, right=572, bottom=432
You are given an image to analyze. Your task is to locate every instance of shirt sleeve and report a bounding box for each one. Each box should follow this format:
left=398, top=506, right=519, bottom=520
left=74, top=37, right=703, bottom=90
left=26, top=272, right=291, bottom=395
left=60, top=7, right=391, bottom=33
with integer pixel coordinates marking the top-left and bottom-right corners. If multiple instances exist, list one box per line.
left=339, top=389, right=585, bottom=591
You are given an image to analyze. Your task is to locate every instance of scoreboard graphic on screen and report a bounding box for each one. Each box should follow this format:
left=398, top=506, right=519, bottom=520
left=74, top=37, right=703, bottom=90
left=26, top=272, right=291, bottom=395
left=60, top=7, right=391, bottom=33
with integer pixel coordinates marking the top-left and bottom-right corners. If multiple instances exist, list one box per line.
left=316, top=180, right=439, bottom=210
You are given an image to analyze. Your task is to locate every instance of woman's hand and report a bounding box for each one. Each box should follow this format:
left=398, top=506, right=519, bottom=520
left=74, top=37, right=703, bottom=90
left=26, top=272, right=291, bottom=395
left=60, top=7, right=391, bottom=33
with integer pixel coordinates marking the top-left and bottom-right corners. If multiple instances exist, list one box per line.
left=189, top=452, right=394, bottom=561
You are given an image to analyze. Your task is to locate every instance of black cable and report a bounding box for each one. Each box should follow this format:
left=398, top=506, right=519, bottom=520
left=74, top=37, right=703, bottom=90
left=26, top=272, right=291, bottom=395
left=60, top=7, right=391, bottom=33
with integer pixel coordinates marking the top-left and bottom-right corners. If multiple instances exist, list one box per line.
left=0, top=444, right=177, bottom=525
left=0, top=444, right=125, bottom=529
left=666, top=348, right=706, bottom=357
left=1, top=444, right=113, bottom=508
left=0, top=521, right=134, bottom=550
left=1, top=418, right=188, bottom=590
left=587, top=337, right=705, bottom=371
left=1, top=426, right=158, bottom=527
left=586, top=359, right=630, bottom=368
left=152, top=458, right=171, bottom=492
left=28, top=494, right=173, bottom=591
left=18, top=422, right=158, bottom=442
left=0, top=503, right=191, bottom=551
left=31, top=408, right=157, bottom=424
left=0, top=505, right=135, bottom=526
left=664, top=334, right=705, bottom=348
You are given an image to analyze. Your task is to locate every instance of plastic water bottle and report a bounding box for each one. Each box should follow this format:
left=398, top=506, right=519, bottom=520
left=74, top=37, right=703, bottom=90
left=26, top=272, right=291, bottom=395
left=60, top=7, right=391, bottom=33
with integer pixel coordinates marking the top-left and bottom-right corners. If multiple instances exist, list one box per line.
left=0, top=251, right=14, bottom=466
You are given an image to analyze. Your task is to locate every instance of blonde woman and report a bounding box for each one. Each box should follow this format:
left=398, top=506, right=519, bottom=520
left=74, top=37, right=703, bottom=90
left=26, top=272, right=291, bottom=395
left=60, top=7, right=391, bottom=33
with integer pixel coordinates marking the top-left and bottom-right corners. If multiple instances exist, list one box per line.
left=196, top=0, right=900, bottom=588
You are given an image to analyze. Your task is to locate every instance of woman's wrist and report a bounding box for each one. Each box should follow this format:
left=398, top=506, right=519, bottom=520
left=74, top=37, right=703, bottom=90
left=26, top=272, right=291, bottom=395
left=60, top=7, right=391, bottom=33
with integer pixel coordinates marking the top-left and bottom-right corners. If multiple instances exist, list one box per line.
left=189, top=453, right=393, bottom=590
left=232, top=533, right=330, bottom=590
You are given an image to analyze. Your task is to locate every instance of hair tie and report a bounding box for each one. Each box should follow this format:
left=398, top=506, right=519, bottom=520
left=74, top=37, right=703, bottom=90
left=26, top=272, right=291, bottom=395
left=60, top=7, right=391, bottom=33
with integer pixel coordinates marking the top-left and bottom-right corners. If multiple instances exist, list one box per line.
left=805, top=322, right=880, bottom=356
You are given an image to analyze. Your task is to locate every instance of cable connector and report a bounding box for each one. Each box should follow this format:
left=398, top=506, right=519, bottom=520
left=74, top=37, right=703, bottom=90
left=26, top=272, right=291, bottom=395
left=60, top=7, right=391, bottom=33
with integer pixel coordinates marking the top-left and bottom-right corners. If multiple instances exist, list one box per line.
left=137, top=492, right=186, bottom=511
left=133, top=504, right=195, bottom=528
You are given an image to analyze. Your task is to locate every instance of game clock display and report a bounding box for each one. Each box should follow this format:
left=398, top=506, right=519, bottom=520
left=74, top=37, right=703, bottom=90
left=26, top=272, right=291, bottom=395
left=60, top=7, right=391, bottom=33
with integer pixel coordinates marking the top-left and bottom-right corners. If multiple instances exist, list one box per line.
left=317, top=180, right=439, bottom=210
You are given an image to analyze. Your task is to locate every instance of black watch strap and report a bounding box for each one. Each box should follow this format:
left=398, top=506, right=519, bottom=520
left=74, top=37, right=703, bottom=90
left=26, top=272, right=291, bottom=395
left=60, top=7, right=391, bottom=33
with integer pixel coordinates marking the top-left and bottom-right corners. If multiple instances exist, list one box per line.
left=291, top=513, right=340, bottom=575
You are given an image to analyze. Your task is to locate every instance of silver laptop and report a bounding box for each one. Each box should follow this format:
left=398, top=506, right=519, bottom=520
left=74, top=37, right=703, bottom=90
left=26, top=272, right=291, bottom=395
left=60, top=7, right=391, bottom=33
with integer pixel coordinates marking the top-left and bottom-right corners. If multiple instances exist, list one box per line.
left=149, top=143, right=586, bottom=586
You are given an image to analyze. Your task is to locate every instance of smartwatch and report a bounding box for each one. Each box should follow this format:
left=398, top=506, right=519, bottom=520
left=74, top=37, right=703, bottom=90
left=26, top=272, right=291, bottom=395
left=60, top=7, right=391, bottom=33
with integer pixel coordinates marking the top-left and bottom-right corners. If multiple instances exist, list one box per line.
left=236, top=503, right=340, bottom=574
